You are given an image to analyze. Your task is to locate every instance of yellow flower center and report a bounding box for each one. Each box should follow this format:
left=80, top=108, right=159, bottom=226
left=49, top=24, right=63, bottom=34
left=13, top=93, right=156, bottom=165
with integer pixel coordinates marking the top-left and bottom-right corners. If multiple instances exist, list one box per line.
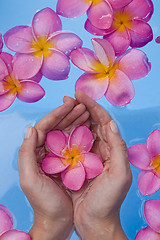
left=93, top=61, right=117, bottom=81
left=31, top=37, right=54, bottom=58
left=113, top=11, right=132, bottom=31
left=151, top=154, right=160, bottom=175
left=85, top=0, right=102, bottom=4
left=62, top=147, right=83, bottom=167
left=4, top=73, right=22, bottom=94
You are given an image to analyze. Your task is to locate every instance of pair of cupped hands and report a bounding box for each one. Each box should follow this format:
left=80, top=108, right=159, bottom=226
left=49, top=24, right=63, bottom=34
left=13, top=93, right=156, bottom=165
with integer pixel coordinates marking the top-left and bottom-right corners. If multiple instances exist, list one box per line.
left=18, top=91, right=132, bottom=240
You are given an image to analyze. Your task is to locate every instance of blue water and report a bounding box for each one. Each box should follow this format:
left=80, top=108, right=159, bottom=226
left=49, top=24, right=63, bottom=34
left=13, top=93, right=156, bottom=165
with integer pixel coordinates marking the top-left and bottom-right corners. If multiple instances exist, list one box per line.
left=0, top=0, right=160, bottom=239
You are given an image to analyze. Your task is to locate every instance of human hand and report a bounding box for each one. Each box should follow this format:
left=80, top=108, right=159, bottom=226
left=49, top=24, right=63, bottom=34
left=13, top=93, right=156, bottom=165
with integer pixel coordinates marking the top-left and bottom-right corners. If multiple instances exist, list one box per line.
left=71, top=91, right=132, bottom=240
left=18, top=98, right=90, bottom=240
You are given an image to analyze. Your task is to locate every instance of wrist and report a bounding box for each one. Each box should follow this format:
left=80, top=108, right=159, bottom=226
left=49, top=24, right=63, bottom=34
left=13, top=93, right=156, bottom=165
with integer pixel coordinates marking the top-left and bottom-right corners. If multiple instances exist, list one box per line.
left=29, top=212, right=73, bottom=240
left=75, top=213, right=128, bottom=240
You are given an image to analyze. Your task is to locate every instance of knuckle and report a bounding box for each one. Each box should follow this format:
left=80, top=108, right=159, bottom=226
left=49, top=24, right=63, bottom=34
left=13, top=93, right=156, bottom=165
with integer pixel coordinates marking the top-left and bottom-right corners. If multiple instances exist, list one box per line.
left=119, top=139, right=127, bottom=152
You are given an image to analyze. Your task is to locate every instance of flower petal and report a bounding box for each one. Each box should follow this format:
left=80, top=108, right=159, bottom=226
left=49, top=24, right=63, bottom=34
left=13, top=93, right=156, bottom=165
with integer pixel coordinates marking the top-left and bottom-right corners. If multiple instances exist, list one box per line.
left=29, top=71, right=42, bottom=83
left=46, top=130, right=68, bottom=157
left=17, top=80, right=45, bottom=103
left=41, top=154, right=69, bottom=174
left=49, top=32, right=82, bottom=57
left=41, top=50, right=70, bottom=80
left=0, top=229, right=31, bottom=240
left=91, top=38, right=115, bottom=67
left=147, top=130, right=160, bottom=158
left=32, top=8, right=62, bottom=40
left=108, top=0, right=132, bottom=9
left=137, top=170, right=160, bottom=196
left=0, top=81, right=10, bottom=95
left=87, top=1, right=113, bottom=29
left=4, top=26, right=34, bottom=53
left=104, top=28, right=130, bottom=56
left=13, top=53, right=42, bottom=80
left=0, top=205, right=13, bottom=235
left=0, top=33, right=3, bottom=52
left=82, top=152, right=103, bottom=179
left=0, top=91, right=16, bottom=112
left=117, top=49, right=151, bottom=80
left=0, top=53, right=13, bottom=74
left=128, top=144, right=152, bottom=170
left=61, top=162, right=85, bottom=190
left=75, top=73, right=109, bottom=100
left=135, top=226, right=160, bottom=240
left=155, top=36, right=160, bottom=44
left=144, top=199, right=160, bottom=233
left=69, top=126, right=94, bottom=153
left=124, top=0, right=154, bottom=22
left=105, top=69, right=135, bottom=106
left=56, top=0, right=92, bottom=18
left=85, top=18, right=116, bottom=36
left=0, top=57, right=8, bottom=81
left=129, top=20, right=153, bottom=48
left=70, top=48, right=102, bottom=73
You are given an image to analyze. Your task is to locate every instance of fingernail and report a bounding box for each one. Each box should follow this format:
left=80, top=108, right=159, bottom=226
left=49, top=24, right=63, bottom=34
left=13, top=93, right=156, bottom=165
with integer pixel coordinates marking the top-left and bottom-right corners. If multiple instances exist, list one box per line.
left=109, top=120, right=119, bottom=134
left=25, top=126, right=33, bottom=139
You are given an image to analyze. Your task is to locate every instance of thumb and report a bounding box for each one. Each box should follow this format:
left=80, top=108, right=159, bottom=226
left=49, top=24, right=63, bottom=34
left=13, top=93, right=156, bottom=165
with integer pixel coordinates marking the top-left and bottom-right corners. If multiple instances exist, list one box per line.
left=18, top=126, right=38, bottom=181
left=104, top=120, right=130, bottom=175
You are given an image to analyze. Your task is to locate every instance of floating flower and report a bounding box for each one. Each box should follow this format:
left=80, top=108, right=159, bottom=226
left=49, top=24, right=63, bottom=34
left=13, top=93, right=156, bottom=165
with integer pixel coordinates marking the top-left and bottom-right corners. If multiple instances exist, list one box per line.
left=41, top=126, right=103, bottom=191
left=0, top=33, right=3, bottom=53
left=0, top=52, right=45, bottom=112
left=128, top=130, right=160, bottom=196
left=135, top=199, right=160, bottom=239
left=56, top=0, right=132, bottom=30
left=70, top=38, right=151, bottom=106
left=155, top=36, right=160, bottom=43
left=0, top=204, right=30, bottom=239
left=85, top=0, right=153, bottom=55
left=4, top=8, right=82, bottom=80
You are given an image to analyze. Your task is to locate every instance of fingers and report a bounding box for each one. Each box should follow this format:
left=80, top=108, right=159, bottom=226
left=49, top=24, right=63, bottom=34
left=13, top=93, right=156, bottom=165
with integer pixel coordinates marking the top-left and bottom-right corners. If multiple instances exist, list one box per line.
left=104, top=120, right=131, bottom=177
left=18, top=127, right=38, bottom=187
left=57, top=103, right=87, bottom=130
left=35, top=99, right=77, bottom=147
left=75, top=90, right=112, bottom=126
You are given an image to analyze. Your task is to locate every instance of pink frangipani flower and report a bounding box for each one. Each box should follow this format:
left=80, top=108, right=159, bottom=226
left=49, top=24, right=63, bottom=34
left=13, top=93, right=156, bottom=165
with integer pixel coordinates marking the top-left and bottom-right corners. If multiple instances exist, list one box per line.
left=0, top=52, right=45, bottom=112
left=85, top=0, right=153, bottom=55
left=128, top=130, right=160, bottom=196
left=41, top=126, right=103, bottom=191
left=4, top=8, right=82, bottom=80
left=0, top=204, right=31, bottom=239
left=155, top=36, right=160, bottom=43
left=56, top=0, right=132, bottom=30
left=135, top=199, right=160, bottom=240
left=70, top=38, right=151, bottom=106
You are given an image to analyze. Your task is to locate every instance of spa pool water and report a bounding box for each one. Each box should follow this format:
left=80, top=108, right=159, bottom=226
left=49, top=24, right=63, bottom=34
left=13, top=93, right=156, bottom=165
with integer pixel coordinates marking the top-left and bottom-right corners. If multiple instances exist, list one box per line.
left=0, top=0, right=160, bottom=239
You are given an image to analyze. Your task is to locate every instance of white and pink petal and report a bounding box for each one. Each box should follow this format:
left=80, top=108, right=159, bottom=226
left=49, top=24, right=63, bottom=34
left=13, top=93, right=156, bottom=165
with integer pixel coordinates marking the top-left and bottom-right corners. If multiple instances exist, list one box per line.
left=87, top=1, right=113, bottom=30
left=144, top=199, right=160, bottom=233
left=137, top=170, right=160, bottom=196
left=41, top=154, right=69, bottom=174
left=17, top=80, right=45, bottom=103
left=117, top=49, right=151, bottom=80
left=32, top=8, right=62, bottom=40
left=0, top=91, right=16, bottom=112
left=82, top=152, right=103, bottom=179
left=128, top=144, right=152, bottom=170
left=49, top=32, right=82, bottom=57
left=135, top=226, right=160, bottom=240
left=0, top=33, right=3, bottom=52
left=147, top=130, right=160, bottom=158
left=46, top=130, right=68, bottom=157
left=4, top=26, right=35, bottom=53
left=75, top=73, right=109, bottom=100
left=107, top=0, right=132, bottom=9
left=0, top=205, right=14, bottom=235
left=0, top=57, right=8, bottom=81
left=0, top=53, right=13, bottom=74
left=61, top=162, right=85, bottom=190
left=0, top=229, right=31, bottom=240
left=69, top=125, right=94, bottom=153
left=105, top=69, right=135, bottom=106
left=56, top=0, right=92, bottom=18
left=41, top=50, right=70, bottom=80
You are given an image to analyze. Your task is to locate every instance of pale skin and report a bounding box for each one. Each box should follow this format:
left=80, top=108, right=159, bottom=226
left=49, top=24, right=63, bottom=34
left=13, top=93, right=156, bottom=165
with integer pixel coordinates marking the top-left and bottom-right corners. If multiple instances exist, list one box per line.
left=18, top=91, right=132, bottom=240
